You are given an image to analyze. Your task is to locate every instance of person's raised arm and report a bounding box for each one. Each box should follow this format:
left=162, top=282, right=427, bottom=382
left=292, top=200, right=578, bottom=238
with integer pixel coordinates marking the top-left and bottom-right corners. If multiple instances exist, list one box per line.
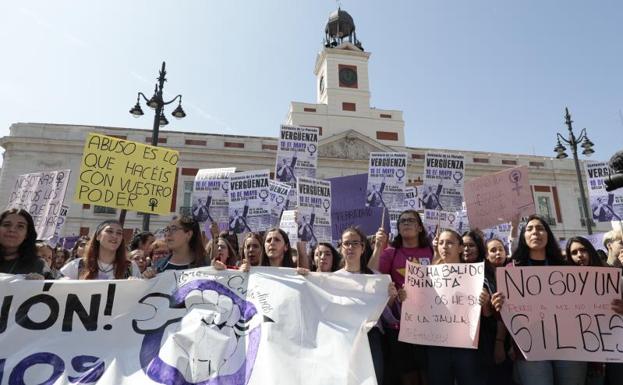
left=368, top=227, right=387, bottom=271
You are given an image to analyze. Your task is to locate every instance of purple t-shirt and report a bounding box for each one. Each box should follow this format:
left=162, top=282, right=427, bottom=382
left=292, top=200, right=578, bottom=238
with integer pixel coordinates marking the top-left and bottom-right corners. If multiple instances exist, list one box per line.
left=379, top=246, right=434, bottom=288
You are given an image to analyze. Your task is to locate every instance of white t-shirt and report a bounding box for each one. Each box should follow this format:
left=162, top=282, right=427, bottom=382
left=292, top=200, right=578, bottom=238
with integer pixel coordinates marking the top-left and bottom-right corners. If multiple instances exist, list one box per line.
left=61, top=258, right=141, bottom=280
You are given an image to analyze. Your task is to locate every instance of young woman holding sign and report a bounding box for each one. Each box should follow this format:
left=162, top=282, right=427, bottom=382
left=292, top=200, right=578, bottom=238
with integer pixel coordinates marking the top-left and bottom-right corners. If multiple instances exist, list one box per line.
left=144, top=215, right=207, bottom=275
left=368, top=209, right=433, bottom=385
left=0, top=208, right=51, bottom=279
left=61, top=220, right=140, bottom=279
left=491, top=215, right=586, bottom=385
left=336, top=226, right=398, bottom=385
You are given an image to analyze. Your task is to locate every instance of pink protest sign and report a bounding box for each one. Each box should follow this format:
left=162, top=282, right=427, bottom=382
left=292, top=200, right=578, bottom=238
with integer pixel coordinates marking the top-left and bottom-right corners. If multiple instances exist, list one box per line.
left=464, top=166, right=535, bottom=230
left=496, top=266, right=623, bottom=362
left=399, top=261, right=484, bottom=349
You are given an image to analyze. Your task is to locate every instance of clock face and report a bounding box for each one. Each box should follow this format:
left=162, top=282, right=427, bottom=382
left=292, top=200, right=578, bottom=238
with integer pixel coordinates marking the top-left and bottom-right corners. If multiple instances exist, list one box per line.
left=339, top=67, right=357, bottom=87
left=319, top=75, right=325, bottom=94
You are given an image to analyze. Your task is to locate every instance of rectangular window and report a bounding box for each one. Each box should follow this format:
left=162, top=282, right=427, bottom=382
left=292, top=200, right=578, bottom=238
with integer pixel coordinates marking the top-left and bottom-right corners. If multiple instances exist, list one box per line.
left=502, top=159, right=518, bottom=166
left=94, top=205, right=116, bottom=214
left=376, top=131, right=399, bottom=141
left=342, top=102, right=356, bottom=111
left=537, top=196, right=556, bottom=226
left=181, top=181, right=194, bottom=215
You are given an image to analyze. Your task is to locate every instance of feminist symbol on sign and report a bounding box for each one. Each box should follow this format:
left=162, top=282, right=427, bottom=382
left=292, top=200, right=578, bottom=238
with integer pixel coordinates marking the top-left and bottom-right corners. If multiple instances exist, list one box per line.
left=307, top=143, right=317, bottom=157
left=408, top=199, right=416, bottom=208
left=275, top=196, right=284, bottom=206
left=221, top=181, right=230, bottom=195
left=447, top=213, right=456, bottom=225
left=509, top=170, right=522, bottom=195
left=55, top=172, right=65, bottom=186
left=452, top=171, right=464, bottom=184
left=322, top=199, right=331, bottom=213
left=395, top=169, right=405, bottom=182
left=149, top=198, right=159, bottom=211
left=259, top=189, right=269, bottom=203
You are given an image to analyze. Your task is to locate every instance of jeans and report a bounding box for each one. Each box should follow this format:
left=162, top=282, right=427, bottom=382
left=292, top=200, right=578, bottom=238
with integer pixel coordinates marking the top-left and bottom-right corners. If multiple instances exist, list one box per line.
left=515, top=360, right=587, bottom=385
left=368, top=327, right=385, bottom=385
left=606, top=362, right=623, bottom=385
left=427, top=346, right=486, bottom=385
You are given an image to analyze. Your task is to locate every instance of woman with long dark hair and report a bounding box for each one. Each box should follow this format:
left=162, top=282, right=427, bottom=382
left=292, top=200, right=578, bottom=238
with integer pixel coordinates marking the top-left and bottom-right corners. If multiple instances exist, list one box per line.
left=312, top=242, right=341, bottom=272
left=240, top=232, right=265, bottom=266
left=61, top=220, right=140, bottom=279
left=492, top=215, right=586, bottom=385
left=0, top=208, right=50, bottom=278
left=144, top=215, right=207, bottom=276
left=261, top=227, right=295, bottom=268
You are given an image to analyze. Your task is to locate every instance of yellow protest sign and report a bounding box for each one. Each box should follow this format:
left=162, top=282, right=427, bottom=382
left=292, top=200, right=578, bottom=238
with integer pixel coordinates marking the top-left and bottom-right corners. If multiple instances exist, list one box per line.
left=74, top=133, right=179, bottom=215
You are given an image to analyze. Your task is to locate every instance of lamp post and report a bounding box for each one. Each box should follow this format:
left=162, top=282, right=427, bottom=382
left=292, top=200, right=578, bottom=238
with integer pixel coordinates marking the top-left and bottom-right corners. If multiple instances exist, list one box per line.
left=553, top=107, right=595, bottom=234
left=128, top=61, right=186, bottom=231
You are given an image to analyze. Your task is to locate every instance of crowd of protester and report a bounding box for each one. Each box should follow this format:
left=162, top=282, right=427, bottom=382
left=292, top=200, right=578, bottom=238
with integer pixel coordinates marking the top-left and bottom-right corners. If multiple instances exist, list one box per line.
left=1, top=206, right=622, bottom=385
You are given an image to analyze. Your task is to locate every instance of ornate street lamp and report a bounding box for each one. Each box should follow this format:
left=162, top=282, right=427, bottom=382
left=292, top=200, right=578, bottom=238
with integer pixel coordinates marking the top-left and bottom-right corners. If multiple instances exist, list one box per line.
left=553, top=107, right=595, bottom=234
left=128, top=61, right=186, bottom=231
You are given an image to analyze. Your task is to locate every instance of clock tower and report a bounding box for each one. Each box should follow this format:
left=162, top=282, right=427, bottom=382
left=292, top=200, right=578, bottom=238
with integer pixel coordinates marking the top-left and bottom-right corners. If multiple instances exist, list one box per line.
left=287, top=8, right=405, bottom=146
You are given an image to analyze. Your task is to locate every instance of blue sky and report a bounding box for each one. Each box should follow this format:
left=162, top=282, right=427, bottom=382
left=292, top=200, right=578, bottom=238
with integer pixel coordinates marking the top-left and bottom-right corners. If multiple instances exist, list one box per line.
left=1, top=0, right=621, bottom=167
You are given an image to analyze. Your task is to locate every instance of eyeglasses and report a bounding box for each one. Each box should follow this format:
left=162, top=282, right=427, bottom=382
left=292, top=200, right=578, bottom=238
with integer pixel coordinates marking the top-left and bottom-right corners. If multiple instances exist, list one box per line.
left=342, top=241, right=362, bottom=248
left=398, top=218, right=418, bottom=225
left=163, top=226, right=183, bottom=234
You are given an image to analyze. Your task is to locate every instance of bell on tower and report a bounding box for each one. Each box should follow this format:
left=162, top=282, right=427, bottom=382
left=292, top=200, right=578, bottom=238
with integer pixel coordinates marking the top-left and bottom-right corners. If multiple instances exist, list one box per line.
left=324, top=8, right=363, bottom=50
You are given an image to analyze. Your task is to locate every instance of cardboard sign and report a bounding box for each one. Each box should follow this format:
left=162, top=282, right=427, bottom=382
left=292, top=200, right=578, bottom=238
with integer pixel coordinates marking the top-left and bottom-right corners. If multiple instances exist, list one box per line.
left=74, top=133, right=178, bottom=214
left=496, top=266, right=623, bottom=362
left=399, top=261, right=484, bottom=349
left=464, top=166, right=535, bottom=230
left=0, top=268, right=389, bottom=384
left=6, top=169, right=71, bottom=240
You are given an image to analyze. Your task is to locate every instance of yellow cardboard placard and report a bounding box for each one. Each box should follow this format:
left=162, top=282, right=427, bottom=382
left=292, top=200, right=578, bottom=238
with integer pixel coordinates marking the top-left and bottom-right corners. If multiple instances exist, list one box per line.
left=74, top=133, right=179, bottom=215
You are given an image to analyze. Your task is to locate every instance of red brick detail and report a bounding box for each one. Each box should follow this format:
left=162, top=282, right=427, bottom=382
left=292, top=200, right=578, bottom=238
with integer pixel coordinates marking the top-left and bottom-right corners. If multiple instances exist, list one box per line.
left=552, top=186, right=563, bottom=223
left=181, top=168, right=199, bottom=176
left=79, top=227, right=90, bottom=236
left=224, top=142, right=244, bottom=148
left=338, top=64, right=358, bottom=88
left=380, top=114, right=392, bottom=119
left=303, top=108, right=317, bottom=112
left=170, top=168, right=179, bottom=212
left=411, top=153, right=425, bottom=160
left=146, top=137, right=167, bottom=144
left=376, top=131, right=398, bottom=141
left=533, top=185, right=551, bottom=193
left=473, top=158, right=489, bottom=163
left=262, top=144, right=278, bottom=151
left=502, top=159, right=518, bottom=165
left=529, top=161, right=545, bottom=167
left=185, top=139, right=207, bottom=146
left=301, top=125, right=322, bottom=135
left=82, top=204, right=91, bottom=209
left=342, top=102, right=356, bottom=111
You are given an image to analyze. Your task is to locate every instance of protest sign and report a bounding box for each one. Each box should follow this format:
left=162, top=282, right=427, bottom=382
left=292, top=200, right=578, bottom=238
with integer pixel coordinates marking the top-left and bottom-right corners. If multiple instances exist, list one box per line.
left=48, top=205, right=69, bottom=246
left=585, top=161, right=623, bottom=222
left=268, top=180, right=291, bottom=227
left=279, top=209, right=299, bottom=243
left=399, top=261, right=484, bottom=348
left=0, top=267, right=389, bottom=385
left=228, top=170, right=271, bottom=234
left=557, top=232, right=607, bottom=253
left=496, top=266, right=623, bottom=362
left=388, top=209, right=403, bottom=241
left=297, top=176, right=332, bottom=247
left=191, top=167, right=235, bottom=234
left=423, top=152, right=465, bottom=212
left=482, top=222, right=512, bottom=247
left=329, top=174, right=387, bottom=244
left=464, top=166, right=535, bottom=230
left=275, top=124, right=319, bottom=209
left=366, top=152, right=407, bottom=208
left=74, top=133, right=178, bottom=215
left=404, top=186, right=422, bottom=211
left=422, top=209, right=461, bottom=239
left=6, top=169, right=71, bottom=240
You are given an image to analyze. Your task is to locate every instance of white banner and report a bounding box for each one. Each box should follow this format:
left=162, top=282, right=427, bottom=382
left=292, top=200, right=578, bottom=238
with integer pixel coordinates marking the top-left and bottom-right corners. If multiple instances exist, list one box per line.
left=399, top=262, right=484, bottom=348
left=0, top=268, right=389, bottom=384
left=423, top=153, right=464, bottom=212
left=192, top=168, right=236, bottom=233
left=585, top=161, right=623, bottom=222
left=6, top=169, right=71, bottom=240
left=496, top=266, right=623, bottom=362
left=228, top=170, right=271, bottom=234
left=366, top=152, right=407, bottom=209
left=297, top=177, right=332, bottom=247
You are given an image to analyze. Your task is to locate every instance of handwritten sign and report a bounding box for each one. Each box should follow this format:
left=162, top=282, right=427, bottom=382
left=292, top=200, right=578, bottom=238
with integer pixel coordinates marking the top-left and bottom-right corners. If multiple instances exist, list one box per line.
left=496, top=266, right=623, bottom=362
left=464, top=166, right=535, bottom=230
left=74, top=133, right=178, bottom=214
left=6, top=169, right=71, bottom=240
left=399, top=261, right=484, bottom=348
